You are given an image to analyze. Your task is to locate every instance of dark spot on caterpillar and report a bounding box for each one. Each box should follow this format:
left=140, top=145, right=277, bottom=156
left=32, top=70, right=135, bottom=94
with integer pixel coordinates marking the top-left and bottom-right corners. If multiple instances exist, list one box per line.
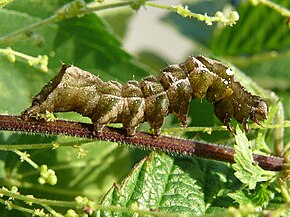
left=22, top=56, right=268, bottom=136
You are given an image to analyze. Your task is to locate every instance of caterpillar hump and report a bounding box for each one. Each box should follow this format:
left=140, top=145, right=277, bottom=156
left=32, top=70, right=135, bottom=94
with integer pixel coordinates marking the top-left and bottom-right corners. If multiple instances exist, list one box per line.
left=22, top=56, right=268, bottom=136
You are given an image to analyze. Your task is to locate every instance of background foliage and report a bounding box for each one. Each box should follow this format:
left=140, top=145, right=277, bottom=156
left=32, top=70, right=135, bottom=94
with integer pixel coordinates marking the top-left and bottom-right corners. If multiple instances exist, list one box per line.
left=0, top=0, right=289, bottom=216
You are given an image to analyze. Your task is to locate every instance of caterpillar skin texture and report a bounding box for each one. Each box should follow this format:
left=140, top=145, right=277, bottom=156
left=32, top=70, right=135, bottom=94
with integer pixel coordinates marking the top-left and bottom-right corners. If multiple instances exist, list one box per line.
left=22, top=56, right=268, bottom=136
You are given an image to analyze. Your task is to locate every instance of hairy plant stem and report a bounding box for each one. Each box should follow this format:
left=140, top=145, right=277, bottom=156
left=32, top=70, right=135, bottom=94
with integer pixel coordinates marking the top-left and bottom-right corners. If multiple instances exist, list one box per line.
left=0, top=115, right=285, bottom=171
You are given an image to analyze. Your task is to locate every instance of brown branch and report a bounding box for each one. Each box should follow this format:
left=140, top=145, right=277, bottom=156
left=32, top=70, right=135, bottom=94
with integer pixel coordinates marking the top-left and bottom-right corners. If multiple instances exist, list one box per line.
left=0, top=115, right=285, bottom=171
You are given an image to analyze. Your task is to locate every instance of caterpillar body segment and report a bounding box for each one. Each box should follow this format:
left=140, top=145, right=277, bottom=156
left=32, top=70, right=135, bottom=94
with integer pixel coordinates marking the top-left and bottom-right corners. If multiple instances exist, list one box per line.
left=23, top=56, right=268, bottom=136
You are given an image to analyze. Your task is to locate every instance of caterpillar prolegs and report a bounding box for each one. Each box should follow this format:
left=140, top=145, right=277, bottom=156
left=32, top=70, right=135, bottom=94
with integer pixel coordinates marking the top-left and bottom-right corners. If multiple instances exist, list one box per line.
left=22, top=56, right=268, bottom=136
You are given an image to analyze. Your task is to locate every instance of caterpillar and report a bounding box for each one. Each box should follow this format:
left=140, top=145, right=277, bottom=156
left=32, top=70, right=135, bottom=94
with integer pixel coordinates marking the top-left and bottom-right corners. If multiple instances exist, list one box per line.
left=22, top=56, right=268, bottom=136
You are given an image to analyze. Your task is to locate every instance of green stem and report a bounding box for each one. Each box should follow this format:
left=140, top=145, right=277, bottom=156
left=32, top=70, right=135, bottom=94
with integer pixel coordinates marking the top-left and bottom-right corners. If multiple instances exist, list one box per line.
left=0, top=0, right=134, bottom=44
left=162, top=121, right=290, bottom=134
left=145, top=2, right=176, bottom=12
left=0, top=198, right=34, bottom=214
left=282, top=142, right=290, bottom=156
left=0, top=188, right=76, bottom=207
left=0, top=47, right=36, bottom=62
left=13, top=150, right=39, bottom=169
left=0, top=47, right=48, bottom=71
left=253, top=0, right=290, bottom=17
left=226, top=50, right=290, bottom=68
left=279, top=179, right=290, bottom=203
left=145, top=2, right=239, bottom=26
left=80, top=1, right=133, bottom=14
left=0, top=139, right=92, bottom=150
left=274, top=102, right=285, bottom=156
left=0, top=188, right=188, bottom=217
left=42, top=204, right=63, bottom=217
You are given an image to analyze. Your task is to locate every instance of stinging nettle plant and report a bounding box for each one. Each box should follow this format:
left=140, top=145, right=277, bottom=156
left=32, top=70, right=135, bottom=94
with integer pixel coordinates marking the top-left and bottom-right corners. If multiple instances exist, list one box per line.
left=0, top=0, right=289, bottom=217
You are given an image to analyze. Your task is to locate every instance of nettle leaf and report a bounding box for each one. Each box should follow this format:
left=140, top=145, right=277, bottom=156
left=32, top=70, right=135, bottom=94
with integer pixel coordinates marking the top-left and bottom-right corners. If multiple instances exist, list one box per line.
left=98, top=152, right=205, bottom=216
left=232, top=126, right=276, bottom=190
left=228, top=183, right=274, bottom=208
left=53, top=14, right=149, bottom=83
left=95, top=152, right=239, bottom=216
left=211, top=0, right=290, bottom=56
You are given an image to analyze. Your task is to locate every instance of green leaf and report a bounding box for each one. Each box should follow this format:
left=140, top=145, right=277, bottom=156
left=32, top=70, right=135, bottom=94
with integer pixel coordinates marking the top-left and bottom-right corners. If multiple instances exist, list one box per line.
left=98, top=152, right=206, bottom=216
left=228, top=190, right=252, bottom=206
left=251, top=184, right=274, bottom=207
left=232, top=126, right=276, bottom=190
left=101, top=7, right=134, bottom=39
left=96, top=152, right=240, bottom=216
left=211, top=0, right=290, bottom=55
left=228, top=183, right=274, bottom=208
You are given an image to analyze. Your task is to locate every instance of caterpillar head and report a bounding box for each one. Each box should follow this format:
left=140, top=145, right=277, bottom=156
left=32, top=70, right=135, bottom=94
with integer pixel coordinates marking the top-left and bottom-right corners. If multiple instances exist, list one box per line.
left=251, top=97, right=268, bottom=126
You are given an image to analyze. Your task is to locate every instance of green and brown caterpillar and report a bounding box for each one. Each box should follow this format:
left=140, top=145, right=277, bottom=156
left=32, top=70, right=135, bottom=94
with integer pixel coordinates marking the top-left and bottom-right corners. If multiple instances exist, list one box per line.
left=22, top=56, right=268, bottom=136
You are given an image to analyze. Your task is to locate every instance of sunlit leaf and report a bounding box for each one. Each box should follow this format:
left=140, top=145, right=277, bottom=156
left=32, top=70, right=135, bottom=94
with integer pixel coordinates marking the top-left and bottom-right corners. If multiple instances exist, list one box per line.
left=232, top=126, right=276, bottom=190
